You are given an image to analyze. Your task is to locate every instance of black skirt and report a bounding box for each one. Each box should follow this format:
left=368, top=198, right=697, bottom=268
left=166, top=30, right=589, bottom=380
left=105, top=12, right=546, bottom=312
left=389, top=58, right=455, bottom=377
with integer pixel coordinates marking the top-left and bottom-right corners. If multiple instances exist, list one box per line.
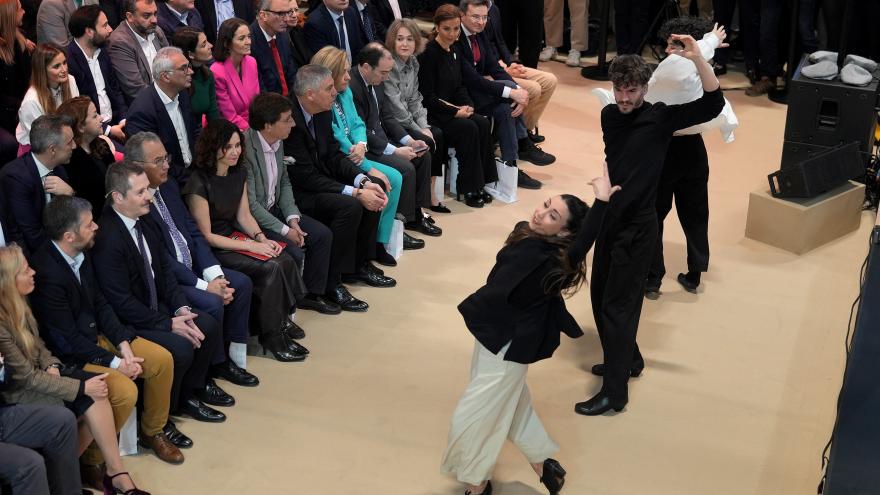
left=61, top=368, right=99, bottom=417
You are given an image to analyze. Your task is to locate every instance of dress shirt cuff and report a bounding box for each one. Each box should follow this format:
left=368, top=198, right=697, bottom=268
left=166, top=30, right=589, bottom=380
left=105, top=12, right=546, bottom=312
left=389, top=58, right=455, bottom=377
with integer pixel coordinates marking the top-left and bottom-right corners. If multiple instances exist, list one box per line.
left=103, top=122, right=112, bottom=136
left=502, top=86, right=512, bottom=99
left=195, top=278, right=209, bottom=291
left=286, top=214, right=300, bottom=224
left=400, top=135, right=412, bottom=145
left=109, top=357, right=122, bottom=370
left=203, top=265, right=224, bottom=282
left=0, top=365, right=5, bottom=381
left=383, top=143, right=397, bottom=155
left=342, top=185, right=355, bottom=196
left=280, top=225, right=290, bottom=236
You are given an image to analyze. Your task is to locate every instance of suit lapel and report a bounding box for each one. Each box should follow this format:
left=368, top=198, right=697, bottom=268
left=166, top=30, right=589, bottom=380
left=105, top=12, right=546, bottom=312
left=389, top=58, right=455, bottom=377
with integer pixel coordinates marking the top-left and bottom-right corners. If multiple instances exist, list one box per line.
left=223, top=59, right=246, bottom=105
left=247, top=130, right=270, bottom=197
left=23, top=154, right=47, bottom=210
left=151, top=89, right=183, bottom=158
left=124, top=24, right=152, bottom=82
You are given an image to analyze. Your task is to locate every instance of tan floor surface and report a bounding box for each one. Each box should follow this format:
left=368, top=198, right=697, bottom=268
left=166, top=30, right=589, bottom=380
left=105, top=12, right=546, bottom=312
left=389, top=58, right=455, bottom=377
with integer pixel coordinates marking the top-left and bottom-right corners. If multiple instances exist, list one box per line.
left=121, top=61, right=870, bottom=494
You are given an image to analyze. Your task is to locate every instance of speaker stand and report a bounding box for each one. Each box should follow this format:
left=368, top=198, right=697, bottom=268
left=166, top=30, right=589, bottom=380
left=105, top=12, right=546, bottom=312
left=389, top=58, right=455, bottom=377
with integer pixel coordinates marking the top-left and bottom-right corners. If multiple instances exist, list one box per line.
left=581, top=0, right=611, bottom=81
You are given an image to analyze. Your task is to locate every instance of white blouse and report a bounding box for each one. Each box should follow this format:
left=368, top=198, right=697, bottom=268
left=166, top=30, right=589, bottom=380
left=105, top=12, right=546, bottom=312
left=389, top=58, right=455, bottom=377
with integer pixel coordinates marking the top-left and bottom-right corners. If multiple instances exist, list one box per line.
left=15, top=75, right=80, bottom=145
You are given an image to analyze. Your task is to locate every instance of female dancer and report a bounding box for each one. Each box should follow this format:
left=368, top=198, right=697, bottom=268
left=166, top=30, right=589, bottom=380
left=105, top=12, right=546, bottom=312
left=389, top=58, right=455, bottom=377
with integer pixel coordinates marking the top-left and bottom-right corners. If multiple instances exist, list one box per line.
left=442, top=164, right=619, bottom=494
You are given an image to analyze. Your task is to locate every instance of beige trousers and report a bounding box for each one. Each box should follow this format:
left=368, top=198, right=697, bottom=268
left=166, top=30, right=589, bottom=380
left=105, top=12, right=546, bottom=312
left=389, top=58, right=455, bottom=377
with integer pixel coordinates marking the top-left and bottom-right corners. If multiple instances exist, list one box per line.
left=441, top=341, right=559, bottom=485
left=514, top=67, right=558, bottom=130
left=544, top=0, right=590, bottom=51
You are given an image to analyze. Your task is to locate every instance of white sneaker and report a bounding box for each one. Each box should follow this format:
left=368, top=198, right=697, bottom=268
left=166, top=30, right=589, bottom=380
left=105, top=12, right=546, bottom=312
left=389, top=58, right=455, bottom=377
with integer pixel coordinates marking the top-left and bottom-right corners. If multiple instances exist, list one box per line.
left=539, top=46, right=557, bottom=62
left=566, top=50, right=581, bottom=67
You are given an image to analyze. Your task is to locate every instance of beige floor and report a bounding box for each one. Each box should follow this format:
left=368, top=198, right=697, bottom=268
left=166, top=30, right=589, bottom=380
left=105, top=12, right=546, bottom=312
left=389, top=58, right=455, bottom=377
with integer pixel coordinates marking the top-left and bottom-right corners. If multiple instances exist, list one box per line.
left=121, top=62, right=870, bottom=494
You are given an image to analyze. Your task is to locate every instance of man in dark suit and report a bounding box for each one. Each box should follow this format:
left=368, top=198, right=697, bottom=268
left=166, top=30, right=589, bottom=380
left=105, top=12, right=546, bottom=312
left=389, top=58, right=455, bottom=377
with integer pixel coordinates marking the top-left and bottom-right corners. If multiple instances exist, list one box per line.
left=349, top=43, right=441, bottom=239
left=127, top=131, right=260, bottom=387
left=195, top=0, right=256, bottom=44
left=365, top=0, right=403, bottom=42
left=0, top=115, right=77, bottom=254
left=156, top=0, right=205, bottom=37
left=284, top=64, right=396, bottom=311
left=126, top=46, right=198, bottom=186
left=68, top=5, right=128, bottom=143
left=304, top=0, right=367, bottom=61
left=250, top=0, right=299, bottom=96
left=92, top=161, right=230, bottom=423
left=30, top=195, right=186, bottom=463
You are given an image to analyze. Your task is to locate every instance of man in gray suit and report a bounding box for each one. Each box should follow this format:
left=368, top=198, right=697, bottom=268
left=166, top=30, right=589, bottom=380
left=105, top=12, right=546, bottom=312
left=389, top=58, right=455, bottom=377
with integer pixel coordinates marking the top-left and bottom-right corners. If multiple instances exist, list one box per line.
left=243, top=93, right=340, bottom=315
left=36, top=0, right=98, bottom=46
left=108, top=0, right=169, bottom=104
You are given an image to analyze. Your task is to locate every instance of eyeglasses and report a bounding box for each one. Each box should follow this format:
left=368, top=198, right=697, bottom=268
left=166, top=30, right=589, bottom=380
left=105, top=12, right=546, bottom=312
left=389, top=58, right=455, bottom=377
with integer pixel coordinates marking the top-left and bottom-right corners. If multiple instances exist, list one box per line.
left=467, top=14, right=489, bottom=22
left=164, top=63, right=192, bottom=73
left=135, top=155, right=171, bottom=166
left=263, top=9, right=296, bottom=17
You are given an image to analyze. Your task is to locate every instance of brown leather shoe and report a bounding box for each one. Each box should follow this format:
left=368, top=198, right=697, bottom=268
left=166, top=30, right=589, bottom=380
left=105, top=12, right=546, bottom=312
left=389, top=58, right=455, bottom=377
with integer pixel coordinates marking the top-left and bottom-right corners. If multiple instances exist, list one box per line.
left=138, top=431, right=184, bottom=465
left=79, top=462, right=105, bottom=491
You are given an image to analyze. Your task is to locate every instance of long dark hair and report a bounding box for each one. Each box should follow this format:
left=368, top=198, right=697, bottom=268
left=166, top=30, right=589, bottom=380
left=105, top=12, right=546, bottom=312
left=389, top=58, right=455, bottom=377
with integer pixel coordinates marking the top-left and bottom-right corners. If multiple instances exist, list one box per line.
left=171, top=27, right=212, bottom=81
left=505, top=194, right=590, bottom=297
left=193, top=119, right=243, bottom=175
left=55, top=95, right=112, bottom=159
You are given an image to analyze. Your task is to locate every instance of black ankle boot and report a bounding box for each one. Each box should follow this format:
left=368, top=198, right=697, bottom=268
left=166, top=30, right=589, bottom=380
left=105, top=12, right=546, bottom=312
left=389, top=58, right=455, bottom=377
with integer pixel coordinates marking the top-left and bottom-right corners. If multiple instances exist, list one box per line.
left=539, top=458, right=566, bottom=494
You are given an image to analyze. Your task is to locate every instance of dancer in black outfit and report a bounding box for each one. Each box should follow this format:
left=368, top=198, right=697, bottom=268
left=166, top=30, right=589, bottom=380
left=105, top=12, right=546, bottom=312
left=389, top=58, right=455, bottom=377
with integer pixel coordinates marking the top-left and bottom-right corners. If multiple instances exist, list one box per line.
left=441, top=165, right=619, bottom=495
left=574, top=36, right=724, bottom=416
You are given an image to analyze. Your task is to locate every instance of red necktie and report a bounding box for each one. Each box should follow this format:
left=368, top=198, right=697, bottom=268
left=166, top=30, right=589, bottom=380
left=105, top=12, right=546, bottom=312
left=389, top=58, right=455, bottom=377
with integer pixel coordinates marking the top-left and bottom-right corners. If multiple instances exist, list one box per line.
left=469, top=35, right=481, bottom=64
left=269, top=38, right=289, bottom=96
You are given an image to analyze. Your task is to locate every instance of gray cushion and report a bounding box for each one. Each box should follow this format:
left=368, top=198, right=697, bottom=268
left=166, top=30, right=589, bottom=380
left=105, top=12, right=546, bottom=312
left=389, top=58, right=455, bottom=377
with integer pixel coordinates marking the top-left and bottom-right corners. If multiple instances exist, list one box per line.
left=809, top=50, right=838, bottom=63
left=801, top=60, right=838, bottom=80
left=844, top=54, right=878, bottom=72
left=840, top=63, right=872, bottom=86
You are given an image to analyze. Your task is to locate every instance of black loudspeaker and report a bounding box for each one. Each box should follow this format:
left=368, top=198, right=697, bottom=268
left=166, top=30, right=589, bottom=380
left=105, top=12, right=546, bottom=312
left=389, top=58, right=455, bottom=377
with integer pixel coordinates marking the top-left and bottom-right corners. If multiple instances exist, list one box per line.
left=768, top=142, right=863, bottom=198
left=781, top=55, right=879, bottom=169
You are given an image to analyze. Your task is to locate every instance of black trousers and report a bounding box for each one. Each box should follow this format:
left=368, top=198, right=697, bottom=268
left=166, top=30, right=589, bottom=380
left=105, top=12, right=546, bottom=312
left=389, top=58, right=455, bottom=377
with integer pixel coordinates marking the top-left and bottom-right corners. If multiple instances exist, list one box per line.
left=712, top=0, right=738, bottom=66
left=434, top=114, right=497, bottom=195
left=268, top=209, right=333, bottom=296
left=590, top=212, right=657, bottom=402
left=138, top=311, right=221, bottom=411
left=614, top=0, right=652, bottom=55
left=498, top=0, right=544, bottom=68
left=368, top=149, right=432, bottom=219
left=740, top=0, right=784, bottom=78
left=181, top=268, right=252, bottom=363
left=409, top=126, right=446, bottom=177
left=647, top=134, right=710, bottom=286
left=302, top=193, right=380, bottom=288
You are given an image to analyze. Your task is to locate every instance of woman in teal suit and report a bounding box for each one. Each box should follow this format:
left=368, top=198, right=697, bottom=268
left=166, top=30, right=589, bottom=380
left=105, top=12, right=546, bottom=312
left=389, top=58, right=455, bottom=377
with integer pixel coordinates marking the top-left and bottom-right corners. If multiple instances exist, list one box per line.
left=311, top=46, right=403, bottom=267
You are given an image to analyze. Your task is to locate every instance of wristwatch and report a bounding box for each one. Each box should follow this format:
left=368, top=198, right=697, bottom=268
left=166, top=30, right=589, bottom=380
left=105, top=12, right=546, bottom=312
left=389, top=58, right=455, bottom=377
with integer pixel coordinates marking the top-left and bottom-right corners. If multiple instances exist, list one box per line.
left=358, top=176, right=372, bottom=189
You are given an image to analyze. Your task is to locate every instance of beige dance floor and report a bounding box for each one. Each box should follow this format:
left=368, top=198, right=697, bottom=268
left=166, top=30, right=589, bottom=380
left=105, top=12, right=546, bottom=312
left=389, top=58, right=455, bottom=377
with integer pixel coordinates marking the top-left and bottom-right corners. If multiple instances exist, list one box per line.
left=120, top=61, right=869, bottom=494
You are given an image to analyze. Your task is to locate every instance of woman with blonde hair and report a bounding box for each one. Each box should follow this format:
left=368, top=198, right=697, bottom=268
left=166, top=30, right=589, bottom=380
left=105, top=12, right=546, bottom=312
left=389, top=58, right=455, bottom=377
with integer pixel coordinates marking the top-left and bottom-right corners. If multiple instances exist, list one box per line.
left=15, top=43, right=79, bottom=150
left=0, top=0, right=33, bottom=163
left=0, top=244, right=150, bottom=494
left=311, top=45, right=404, bottom=267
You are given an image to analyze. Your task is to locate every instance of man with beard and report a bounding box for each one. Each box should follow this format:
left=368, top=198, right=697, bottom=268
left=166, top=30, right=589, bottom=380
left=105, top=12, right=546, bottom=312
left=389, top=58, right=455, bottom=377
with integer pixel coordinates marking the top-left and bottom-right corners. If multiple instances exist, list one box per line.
left=573, top=36, right=724, bottom=416
left=108, top=0, right=170, bottom=104
left=67, top=5, right=128, bottom=143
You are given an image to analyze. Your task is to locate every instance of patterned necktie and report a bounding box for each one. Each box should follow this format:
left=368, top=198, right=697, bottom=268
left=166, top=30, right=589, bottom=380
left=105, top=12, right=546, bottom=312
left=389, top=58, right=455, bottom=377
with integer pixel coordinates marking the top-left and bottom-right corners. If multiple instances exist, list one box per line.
left=153, top=191, right=193, bottom=270
left=134, top=220, right=159, bottom=311
left=361, top=8, right=375, bottom=42
left=469, top=35, right=481, bottom=64
left=268, top=38, right=289, bottom=96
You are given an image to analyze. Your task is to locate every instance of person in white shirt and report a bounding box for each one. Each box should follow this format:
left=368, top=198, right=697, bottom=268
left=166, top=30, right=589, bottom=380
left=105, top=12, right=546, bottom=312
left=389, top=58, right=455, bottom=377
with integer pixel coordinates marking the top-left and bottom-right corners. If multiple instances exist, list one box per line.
left=16, top=43, right=79, bottom=147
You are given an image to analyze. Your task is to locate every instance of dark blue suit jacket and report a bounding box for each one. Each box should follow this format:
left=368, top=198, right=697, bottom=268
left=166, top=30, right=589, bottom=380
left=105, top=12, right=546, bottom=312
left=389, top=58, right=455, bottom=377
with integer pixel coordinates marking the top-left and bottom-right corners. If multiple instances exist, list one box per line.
left=142, top=179, right=221, bottom=288
left=303, top=5, right=367, bottom=59
left=29, top=242, right=136, bottom=368
left=66, top=41, right=128, bottom=126
left=194, top=0, right=255, bottom=44
left=92, top=204, right=190, bottom=334
left=0, top=154, right=70, bottom=254
left=126, top=86, right=199, bottom=186
left=249, top=20, right=299, bottom=95
left=156, top=2, right=205, bottom=38
left=453, top=29, right=514, bottom=110
left=487, top=2, right=514, bottom=65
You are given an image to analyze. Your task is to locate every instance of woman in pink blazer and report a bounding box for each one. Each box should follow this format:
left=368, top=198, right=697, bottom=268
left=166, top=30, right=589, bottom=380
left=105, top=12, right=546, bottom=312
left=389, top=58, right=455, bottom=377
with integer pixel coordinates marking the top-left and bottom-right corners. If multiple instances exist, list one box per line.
left=211, top=18, right=259, bottom=130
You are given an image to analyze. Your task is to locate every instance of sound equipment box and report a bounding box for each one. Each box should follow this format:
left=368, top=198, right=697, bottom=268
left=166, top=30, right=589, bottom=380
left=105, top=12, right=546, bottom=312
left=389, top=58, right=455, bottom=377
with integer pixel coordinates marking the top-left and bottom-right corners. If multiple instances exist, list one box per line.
left=768, top=142, right=864, bottom=198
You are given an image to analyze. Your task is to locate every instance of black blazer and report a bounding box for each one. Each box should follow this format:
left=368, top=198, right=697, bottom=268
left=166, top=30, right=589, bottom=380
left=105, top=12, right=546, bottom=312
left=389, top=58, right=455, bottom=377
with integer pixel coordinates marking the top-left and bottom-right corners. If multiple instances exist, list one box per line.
left=303, top=4, right=366, bottom=59
left=156, top=1, right=205, bottom=38
left=417, top=40, right=474, bottom=126
left=29, top=242, right=136, bottom=368
left=0, top=154, right=70, bottom=254
left=249, top=20, right=299, bottom=95
left=347, top=67, right=408, bottom=156
left=0, top=43, right=32, bottom=135
left=126, top=85, right=198, bottom=186
left=366, top=0, right=402, bottom=42
left=287, top=26, right=314, bottom=68
left=458, top=201, right=608, bottom=364
left=142, top=179, right=222, bottom=288
left=282, top=100, right=362, bottom=212
left=453, top=29, right=513, bottom=109
left=486, top=2, right=514, bottom=65
left=66, top=41, right=128, bottom=126
left=195, top=0, right=256, bottom=44
left=92, top=205, right=190, bottom=334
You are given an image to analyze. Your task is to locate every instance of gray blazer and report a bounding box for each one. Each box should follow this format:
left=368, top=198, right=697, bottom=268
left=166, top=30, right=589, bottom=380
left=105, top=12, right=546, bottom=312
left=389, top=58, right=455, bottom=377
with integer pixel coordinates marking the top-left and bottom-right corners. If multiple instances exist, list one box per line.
left=0, top=323, right=79, bottom=407
left=243, top=128, right=301, bottom=235
left=108, top=21, right=169, bottom=104
left=36, top=0, right=98, bottom=47
left=383, top=54, right=429, bottom=131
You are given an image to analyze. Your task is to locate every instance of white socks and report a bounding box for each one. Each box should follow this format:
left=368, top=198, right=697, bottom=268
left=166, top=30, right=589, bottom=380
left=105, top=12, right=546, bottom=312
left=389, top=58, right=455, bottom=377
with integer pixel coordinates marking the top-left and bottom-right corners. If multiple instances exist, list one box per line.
left=229, top=342, right=247, bottom=369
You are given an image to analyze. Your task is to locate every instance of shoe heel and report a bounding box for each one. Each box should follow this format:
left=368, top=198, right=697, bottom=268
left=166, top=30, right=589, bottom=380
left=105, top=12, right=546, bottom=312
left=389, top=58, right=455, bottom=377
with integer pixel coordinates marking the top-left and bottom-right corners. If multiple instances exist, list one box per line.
left=613, top=405, right=624, bottom=412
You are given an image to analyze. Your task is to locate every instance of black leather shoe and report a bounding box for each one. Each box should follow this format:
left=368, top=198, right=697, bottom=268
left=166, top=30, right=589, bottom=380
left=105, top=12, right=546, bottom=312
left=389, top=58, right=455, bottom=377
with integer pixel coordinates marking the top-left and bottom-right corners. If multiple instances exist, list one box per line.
left=403, top=232, right=425, bottom=250
left=405, top=216, right=442, bottom=236
left=462, top=192, right=485, bottom=208
left=517, top=169, right=542, bottom=189
left=429, top=203, right=451, bottom=213
left=480, top=189, right=493, bottom=204
left=644, top=283, right=661, bottom=300
left=163, top=420, right=193, bottom=449
left=198, top=379, right=234, bottom=407
left=327, top=285, right=369, bottom=312
left=574, top=392, right=627, bottom=416
left=374, top=243, right=397, bottom=267
left=589, top=363, right=644, bottom=378
left=213, top=360, right=259, bottom=387
left=260, top=332, right=306, bottom=362
left=178, top=397, right=226, bottom=423
left=539, top=458, right=566, bottom=494
left=528, top=128, right=545, bottom=143
left=677, top=273, right=699, bottom=293
left=518, top=139, right=556, bottom=165
left=282, top=320, right=306, bottom=340
left=344, top=262, right=397, bottom=287
left=297, top=293, right=342, bottom=315
left=464, top=480, right=493, bottom=495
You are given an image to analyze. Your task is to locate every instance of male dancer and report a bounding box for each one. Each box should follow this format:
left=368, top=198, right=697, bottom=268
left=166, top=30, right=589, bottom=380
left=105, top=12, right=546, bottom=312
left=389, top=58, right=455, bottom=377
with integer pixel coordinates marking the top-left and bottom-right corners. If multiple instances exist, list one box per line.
left=574, top=35, right=724, bottom=416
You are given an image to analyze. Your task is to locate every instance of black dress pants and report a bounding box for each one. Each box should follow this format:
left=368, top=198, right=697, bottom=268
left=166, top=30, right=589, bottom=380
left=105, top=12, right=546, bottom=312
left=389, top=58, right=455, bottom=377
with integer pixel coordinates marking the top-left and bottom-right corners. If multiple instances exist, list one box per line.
left=712, top=0, right=738, bottom=66
left=138, top=311, right=221, bottom=411
left=647, top=134, right=710, bottom=287
left=614, top=0, right=652, bottom=55
left=302, top=193, right=380, bottom=288
left=498, top=0, right=544, bottom=68
left=268, top=209, right=333, bottom=296
left=409, top=126, right=446, bottom=178
left=590, top=211, right=657, bottom=402
left=368, top=150, right=432, bottom=219
left=434, top=114, right=497, bottom=195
